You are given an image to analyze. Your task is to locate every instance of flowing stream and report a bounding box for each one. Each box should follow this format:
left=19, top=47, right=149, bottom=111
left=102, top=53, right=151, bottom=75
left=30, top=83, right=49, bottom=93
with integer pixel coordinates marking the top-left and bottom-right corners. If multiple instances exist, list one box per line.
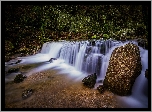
left=5, top=39, right=148, bottom=108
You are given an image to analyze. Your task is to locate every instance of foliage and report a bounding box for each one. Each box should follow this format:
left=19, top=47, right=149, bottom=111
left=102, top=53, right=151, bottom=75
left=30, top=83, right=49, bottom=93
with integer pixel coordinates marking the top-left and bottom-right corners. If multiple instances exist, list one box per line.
left=103, top=34, right=109, bottom=38
left=4, top=4, right=149, bottom=57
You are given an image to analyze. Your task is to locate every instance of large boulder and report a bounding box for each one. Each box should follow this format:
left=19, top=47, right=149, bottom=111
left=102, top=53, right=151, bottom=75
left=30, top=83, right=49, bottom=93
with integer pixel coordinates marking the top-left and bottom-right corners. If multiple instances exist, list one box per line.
left=103, top=43, right=142, bottom=96
left=82, top=73, right=97, bottom=88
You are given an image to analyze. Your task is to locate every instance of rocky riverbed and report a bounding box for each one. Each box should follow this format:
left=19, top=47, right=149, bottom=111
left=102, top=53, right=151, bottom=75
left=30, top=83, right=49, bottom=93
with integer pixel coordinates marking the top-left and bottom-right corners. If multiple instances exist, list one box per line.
left=5, top=69, right=122, bottom=108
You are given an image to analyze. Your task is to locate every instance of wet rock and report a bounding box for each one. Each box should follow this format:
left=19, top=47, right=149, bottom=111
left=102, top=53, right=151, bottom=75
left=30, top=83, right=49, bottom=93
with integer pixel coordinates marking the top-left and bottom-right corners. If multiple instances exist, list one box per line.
left=15, top=59, right=22, bottom=64
left=49, top=58, right=57, bottom=63
left=8, top=63, right=14, bottom=65
left=7, top=59, right=22, bottom=65
left=145, top=69, right=148, bottom=79
left=103, top=43, right=142, bottom=96
left=8, top=67, right=20, bottom=73
left=82, top=73, right=97, bottom=88
left=14, top=74, right=27, bottom=83
left=137, top=38, right=148, bottom=49
left=22, top=89, right=33, bottom=99
left=97, top=85, right=105, bottom=94
left=92, top=41, right=96, bottom=46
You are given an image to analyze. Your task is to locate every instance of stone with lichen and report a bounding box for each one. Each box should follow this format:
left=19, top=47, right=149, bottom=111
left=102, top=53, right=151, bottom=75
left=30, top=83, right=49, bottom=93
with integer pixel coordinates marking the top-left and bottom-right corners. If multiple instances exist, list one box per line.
left=103, top=43, right=142, bottom=96
left=82, top=73, right=97, bottom=88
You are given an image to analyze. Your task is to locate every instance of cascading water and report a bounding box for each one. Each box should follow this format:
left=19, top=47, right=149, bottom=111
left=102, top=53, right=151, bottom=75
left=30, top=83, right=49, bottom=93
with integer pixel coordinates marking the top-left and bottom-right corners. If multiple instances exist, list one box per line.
left=59, top=41, right=80, bottom=65
left=40, top=42, right=64, bottom=59
left=75, top=42, right=88, bottom=71
left=5, top=39, right=148, bottom=108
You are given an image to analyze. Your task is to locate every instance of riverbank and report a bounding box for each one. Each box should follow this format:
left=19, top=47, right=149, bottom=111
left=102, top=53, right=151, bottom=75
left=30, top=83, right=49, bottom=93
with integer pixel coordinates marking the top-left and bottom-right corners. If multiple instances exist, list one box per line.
left=5, top=69, right=122, bottom=108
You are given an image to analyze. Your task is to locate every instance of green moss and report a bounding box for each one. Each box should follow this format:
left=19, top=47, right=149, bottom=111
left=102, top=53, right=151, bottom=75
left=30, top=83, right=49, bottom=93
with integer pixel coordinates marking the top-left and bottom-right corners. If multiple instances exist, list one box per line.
left=14, top=74, right=27, bottom=83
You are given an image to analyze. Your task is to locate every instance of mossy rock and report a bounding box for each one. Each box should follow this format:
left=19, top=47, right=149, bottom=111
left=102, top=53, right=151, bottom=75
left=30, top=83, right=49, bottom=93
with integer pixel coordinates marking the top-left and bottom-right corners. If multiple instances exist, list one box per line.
left=14, top=74, right=27, bottom=83
left=15, top=59, right=22, bottom=64
left=103, top=43, right=142, bottom=96
left=82, top=73, right=97, bottom=88
left=8, top=68, right=20, bottom=73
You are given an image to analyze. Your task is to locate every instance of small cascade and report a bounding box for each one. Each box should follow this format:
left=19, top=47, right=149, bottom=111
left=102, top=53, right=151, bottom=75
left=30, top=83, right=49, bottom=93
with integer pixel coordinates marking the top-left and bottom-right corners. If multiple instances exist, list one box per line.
left=59, top=41, right=80, bottom=65
left=5, top=39, right=148, bottom=108
left=40, top=42, right=64, bottom=59
left=40, top=39, right=121, bottom=76
left=75, top=42, right=88, bottom=71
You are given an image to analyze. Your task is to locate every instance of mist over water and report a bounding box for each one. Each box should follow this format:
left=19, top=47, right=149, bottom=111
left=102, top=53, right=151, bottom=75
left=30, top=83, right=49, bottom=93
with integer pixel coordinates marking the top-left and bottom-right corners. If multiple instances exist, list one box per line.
left=5, top=39, right=148, bottom=108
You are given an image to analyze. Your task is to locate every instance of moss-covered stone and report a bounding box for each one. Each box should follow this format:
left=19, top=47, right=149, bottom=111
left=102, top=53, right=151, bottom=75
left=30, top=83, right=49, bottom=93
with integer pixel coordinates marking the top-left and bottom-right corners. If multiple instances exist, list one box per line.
left=103, top=43, right=142, bottom=96
left=14, top=74, right=27, bottom=83
left=8, top=68, right=20, bottom=73
left=82, top=73, right=97, bottom=88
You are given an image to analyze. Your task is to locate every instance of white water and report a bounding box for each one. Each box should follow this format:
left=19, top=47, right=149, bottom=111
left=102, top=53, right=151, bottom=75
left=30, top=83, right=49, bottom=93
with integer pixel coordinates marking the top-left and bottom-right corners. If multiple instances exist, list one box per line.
left=5, top=39, right=148, bottom=108
left=75, top=42, right=88, bottom=71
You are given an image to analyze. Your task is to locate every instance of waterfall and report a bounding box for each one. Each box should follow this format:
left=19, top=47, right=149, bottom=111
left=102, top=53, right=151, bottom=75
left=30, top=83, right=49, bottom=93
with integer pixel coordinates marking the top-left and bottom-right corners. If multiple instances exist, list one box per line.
left=75, top=42, right=88, bottom=71
left=40, top=42, right=63, bottom=59
left=6, top=39, right=148, bottom=108
left=59, top=41, right=80, bottom=65
left=14, top=39, right=121, bottom=77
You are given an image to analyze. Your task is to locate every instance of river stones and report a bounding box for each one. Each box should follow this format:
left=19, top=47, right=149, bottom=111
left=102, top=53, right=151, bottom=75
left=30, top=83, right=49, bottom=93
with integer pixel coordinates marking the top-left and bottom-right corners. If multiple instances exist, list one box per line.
left=82, top=73, right=97, bottom=88
left=14, top=74, right=27, bottom=83
left=103, top=43, right=142, bottom=96
left=22, top=89, right=33, bottom=99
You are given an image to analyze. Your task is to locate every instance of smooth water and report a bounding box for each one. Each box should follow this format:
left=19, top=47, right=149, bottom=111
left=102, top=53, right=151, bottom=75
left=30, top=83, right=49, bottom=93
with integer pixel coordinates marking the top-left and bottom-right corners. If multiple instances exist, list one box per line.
left=5, top=39, right=148, bottom=108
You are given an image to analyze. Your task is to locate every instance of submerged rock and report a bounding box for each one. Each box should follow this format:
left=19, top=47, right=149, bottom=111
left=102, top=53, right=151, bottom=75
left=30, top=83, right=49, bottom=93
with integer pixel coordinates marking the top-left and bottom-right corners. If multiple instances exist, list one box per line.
left=49, top=58, right=57, bottom=63
left=97, top=85, right=105, bottom=94
left=103, top=43, right=142, bottom=96
left=145, top=69, right=148, bottom=79
left=15, top=59, right=22, bottom=64
left=82, top=73, right=97, bottom=88
left=22, top=89, right=33, bottom=99
left=14, top=74, right=27, bottom=83
left=6, top=59, right=22, bottom=65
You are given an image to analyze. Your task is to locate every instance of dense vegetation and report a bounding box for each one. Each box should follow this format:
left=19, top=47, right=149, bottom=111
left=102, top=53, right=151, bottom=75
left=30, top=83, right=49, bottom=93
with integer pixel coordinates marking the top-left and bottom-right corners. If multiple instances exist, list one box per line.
left=4, top=4, right=149, bottom=61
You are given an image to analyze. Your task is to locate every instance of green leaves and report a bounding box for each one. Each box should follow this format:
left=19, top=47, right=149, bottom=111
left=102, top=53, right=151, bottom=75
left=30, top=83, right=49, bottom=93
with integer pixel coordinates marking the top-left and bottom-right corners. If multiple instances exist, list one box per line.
left=103, top=34, right=109, bottom=38
left=92, top=35, right=97, bottom=39
left=5, top=5, right=148, bottom=42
